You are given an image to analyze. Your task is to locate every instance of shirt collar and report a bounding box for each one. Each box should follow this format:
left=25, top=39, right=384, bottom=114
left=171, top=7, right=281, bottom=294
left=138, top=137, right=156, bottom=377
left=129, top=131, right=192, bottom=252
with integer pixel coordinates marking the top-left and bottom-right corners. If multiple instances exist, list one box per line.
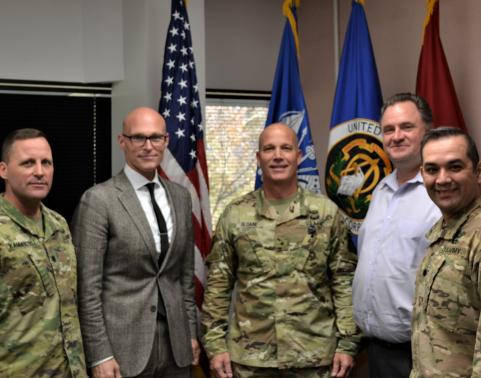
left=381, top=169, right=424, bottom=191
left=123, top=164, right=161, bottom=191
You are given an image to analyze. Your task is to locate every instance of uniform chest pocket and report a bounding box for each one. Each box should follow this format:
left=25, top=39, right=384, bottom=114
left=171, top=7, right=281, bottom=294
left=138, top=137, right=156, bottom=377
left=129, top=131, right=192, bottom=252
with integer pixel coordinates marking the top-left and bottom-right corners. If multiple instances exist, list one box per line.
left=426, top=257, right=476, bottom=333
left=234, top=235, right=273, bottom=273
left=302, top=232, right=330, bottom=272
left=2, top=255, right=53, bottom=315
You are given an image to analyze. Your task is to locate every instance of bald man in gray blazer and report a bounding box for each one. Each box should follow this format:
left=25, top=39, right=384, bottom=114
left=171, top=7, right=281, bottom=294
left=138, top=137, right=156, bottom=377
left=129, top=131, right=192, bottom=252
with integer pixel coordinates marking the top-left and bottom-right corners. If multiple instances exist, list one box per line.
left=71, top=107, right=199, bottom=378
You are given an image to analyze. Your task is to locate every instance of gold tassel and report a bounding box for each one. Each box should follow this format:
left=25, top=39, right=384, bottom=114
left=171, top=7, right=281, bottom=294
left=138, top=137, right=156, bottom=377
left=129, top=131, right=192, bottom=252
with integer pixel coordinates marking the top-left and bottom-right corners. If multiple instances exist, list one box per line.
left=282, top=0, right=301, bottom=57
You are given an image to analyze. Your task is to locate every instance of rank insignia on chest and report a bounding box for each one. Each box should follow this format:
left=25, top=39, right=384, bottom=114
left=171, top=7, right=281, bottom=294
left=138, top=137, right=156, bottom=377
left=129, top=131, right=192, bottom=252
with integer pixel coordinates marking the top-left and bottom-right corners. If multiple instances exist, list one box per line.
left=307, top=206, right=320, bottom=237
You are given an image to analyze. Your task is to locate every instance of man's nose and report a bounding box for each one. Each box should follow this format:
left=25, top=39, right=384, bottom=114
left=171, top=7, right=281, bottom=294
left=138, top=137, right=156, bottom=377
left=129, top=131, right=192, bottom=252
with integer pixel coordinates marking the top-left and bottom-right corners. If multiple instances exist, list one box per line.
left=273, top=147, right=283, bottom=158
left=393, top=128, right=403, bottom=140
left=33, top=162, right=44, bottom=176
left=143, top=138, right=154, bottom=149
left=436, top=168, right=451, bottom=184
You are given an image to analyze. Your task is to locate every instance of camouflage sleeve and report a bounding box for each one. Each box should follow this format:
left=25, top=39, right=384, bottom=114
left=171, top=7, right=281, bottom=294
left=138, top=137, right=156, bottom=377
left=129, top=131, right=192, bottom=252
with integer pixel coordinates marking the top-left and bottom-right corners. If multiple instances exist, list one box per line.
left=201, top=210, right=237, bottom=358
left=471, top=244, right=481, bottom=376
left=328, top=210, right=361, bottom=356
left=0, top=245, right=9, bottom=322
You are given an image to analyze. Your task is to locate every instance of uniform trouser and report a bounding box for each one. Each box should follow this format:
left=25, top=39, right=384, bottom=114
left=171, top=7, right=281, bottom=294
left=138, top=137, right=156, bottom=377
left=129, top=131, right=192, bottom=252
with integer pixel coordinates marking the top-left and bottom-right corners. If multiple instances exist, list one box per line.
left=367, top=337, right=412, bottom=378
left=128, top=315, right=191, bottom=378
left=232, top=362, right=331, bottom=378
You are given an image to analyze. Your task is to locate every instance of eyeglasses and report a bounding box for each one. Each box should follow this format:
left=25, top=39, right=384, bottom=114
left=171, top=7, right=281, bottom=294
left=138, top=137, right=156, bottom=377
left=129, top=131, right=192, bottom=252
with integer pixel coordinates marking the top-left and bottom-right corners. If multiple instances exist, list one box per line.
left=122, top=134, right=168, bottom=147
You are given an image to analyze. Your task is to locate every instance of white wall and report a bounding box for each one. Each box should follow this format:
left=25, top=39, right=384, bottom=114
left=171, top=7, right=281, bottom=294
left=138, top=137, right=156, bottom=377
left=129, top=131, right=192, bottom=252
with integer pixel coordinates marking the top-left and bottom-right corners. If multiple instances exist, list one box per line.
left=82, top=0, right=124, bottom=83
left=0, top=0, right=123, bottom=82
left=205, top=0, right=284, bottom=91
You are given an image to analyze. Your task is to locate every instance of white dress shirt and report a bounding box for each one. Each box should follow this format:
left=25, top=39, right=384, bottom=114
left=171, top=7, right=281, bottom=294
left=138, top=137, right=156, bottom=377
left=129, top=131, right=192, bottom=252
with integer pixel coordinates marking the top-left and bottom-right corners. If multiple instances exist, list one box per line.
left=124, top=164, right=173, bottom=254
left=352, top=170, right=441, bottom=343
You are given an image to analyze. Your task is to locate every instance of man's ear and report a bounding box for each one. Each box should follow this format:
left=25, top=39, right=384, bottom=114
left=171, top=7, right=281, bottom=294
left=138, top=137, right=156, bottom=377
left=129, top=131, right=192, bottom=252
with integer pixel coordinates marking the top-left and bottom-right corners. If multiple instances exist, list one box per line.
left=118, top=134, right=126, bottom=151
left=0, top=161, right=7, bottom=181
left=476, top=162, right=481, bottom=185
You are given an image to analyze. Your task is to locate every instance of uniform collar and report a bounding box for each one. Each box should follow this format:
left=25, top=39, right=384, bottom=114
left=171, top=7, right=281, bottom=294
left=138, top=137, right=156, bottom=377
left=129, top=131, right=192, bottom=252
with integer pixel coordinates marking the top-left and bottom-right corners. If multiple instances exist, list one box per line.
left=0, top=194, right=51, bottom=238
left=428, top=197, right=481, bottom=242
left=255, top=186, right=308, bottom=222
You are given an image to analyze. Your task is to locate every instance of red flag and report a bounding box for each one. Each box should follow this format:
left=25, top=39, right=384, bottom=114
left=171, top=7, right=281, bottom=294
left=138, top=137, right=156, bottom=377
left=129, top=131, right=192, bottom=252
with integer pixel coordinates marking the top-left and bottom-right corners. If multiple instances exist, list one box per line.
left=158, top=0, right=212, bottom=376
left=416, top=0, right=466, bottom=130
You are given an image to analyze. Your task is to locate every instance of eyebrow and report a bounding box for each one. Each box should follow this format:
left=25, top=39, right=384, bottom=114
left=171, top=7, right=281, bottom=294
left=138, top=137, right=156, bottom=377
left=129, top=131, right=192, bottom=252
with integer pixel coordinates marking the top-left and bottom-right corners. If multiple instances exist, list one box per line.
left=423, top=159, right=465, bottom=166
left=20, top=158, right=35, bottom=164
left=19, top=158, right=53, bottom=164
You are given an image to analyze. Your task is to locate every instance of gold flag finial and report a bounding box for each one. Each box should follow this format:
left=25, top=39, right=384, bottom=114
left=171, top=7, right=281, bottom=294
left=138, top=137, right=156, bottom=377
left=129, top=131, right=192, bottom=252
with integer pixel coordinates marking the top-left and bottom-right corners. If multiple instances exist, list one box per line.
left=423, top=0, right=437, bottom=31
left=282, top=0, right=301, bottom=57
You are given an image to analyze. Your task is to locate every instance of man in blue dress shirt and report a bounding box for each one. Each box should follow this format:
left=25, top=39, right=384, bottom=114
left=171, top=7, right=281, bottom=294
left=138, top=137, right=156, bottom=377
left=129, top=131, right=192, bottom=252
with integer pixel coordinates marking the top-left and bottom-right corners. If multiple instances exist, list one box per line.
left=352, top=93, right=441, bottom=378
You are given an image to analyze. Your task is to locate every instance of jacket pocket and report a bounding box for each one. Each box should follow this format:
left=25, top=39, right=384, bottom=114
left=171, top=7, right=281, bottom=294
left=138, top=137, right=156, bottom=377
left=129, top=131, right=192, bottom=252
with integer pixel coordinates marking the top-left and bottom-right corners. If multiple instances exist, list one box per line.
left=425, top=257, right=475, bottom=333
left=11, top=264, right=48, bottom=315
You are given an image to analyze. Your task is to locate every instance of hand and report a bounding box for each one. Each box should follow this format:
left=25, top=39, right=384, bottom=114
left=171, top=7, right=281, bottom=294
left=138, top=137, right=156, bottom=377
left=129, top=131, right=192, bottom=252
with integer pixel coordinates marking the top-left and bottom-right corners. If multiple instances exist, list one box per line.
left=330, top=352, right=354, bottom=378
left=191, top=339, right=200, bottom=365
left=210, top=352, right=233, bottom=378
left=91, top=359, right=122, bottom=378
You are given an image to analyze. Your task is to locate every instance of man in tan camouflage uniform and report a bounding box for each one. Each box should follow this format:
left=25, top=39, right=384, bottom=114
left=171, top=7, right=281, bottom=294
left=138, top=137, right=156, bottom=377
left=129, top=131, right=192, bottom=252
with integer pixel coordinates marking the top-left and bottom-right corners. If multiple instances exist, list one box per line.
left=411, top=127, right=481, bottom=377
left=0, top=129, right=86, bottom=377
left=202, top=123, right=361, bottom=378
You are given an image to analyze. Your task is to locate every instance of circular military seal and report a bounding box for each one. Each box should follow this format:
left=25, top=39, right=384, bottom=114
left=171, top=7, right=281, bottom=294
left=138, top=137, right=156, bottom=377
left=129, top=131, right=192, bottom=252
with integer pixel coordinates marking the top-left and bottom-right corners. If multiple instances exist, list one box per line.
left=325, top=118, right=392, bottom=234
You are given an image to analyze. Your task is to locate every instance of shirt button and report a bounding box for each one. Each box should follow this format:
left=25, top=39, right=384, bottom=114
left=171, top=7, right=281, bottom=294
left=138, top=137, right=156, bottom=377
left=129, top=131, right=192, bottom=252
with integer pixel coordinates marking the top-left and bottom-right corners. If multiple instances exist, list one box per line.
left=150, top=305, right=156, bottom=312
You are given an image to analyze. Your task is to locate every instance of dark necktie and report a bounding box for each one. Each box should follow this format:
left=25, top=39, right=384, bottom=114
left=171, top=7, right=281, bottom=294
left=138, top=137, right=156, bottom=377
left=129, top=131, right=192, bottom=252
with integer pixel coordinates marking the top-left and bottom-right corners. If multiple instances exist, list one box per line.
left=145, top=183, right=169, bottom=264
left=146, top=183, right=168, bottom=318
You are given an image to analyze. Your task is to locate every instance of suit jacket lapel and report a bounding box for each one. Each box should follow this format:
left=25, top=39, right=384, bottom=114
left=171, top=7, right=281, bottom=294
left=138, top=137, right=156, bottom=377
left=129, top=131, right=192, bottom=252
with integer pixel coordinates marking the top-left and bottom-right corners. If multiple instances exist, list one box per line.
left=114, top=172, right=159, bottom=266
left=158, top=177, right=178, bottom=272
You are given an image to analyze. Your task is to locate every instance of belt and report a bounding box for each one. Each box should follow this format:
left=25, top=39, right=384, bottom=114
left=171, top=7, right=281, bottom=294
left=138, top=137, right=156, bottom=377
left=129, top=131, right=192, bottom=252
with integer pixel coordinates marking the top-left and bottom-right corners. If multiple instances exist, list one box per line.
left=369, top=337, right=411, bottom=350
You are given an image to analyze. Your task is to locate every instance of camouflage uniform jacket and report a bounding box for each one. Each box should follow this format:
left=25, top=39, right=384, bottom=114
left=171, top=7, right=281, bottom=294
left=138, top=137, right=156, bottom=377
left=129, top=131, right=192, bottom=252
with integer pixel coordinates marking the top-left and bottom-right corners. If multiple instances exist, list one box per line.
left=411, top=198, right=481, bottom=378
left=202, top=187, right=360, bottom=368
left=0, top=195, right=87, bottom=377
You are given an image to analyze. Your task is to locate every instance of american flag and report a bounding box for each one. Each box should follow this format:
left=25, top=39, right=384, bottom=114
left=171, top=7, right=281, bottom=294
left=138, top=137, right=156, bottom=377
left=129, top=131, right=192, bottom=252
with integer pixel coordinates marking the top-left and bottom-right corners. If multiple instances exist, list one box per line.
left=158, top=0, right=212, bottom=365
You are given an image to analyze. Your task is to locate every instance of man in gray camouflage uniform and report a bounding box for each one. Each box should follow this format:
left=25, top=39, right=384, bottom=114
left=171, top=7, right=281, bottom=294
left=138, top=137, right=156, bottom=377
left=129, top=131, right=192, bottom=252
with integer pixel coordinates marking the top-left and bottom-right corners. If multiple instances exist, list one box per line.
left=0, top=129, right=86, bottom=377
left=411, top=127, right=481, bottom=377
left=202, top=123, right=361, bottom=378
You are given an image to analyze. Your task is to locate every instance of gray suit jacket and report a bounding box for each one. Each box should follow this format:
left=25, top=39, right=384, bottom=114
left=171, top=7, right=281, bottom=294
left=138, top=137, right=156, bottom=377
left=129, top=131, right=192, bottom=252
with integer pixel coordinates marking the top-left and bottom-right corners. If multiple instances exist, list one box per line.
left=71, top=172, right=196, bottom=376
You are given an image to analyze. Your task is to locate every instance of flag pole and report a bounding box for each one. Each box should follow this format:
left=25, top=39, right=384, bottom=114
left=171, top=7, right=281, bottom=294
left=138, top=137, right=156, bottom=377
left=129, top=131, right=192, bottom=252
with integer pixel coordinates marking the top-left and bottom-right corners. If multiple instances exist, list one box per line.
left=333, top=0, right=339, bottom=80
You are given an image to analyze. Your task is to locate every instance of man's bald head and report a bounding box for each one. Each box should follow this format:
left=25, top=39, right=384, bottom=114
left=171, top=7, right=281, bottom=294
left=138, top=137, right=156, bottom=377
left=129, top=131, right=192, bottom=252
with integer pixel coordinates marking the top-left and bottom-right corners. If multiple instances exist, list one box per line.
left=258, top=123, right=298, bottom=151
left=122, top=107, right=166, bottom=135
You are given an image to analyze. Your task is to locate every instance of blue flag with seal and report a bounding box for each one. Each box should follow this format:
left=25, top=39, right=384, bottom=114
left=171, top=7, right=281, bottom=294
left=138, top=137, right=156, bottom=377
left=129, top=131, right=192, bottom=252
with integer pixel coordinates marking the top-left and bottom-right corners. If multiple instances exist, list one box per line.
left=255, top=0, right=320, bottom=192
left=325, top=0, right=392, bottom=235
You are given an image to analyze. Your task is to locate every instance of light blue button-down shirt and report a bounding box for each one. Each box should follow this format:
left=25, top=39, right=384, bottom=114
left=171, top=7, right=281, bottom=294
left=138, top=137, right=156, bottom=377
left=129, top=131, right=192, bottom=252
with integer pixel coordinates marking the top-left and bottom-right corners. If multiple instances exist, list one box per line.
left=353, top=170, right=441, bottom=343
